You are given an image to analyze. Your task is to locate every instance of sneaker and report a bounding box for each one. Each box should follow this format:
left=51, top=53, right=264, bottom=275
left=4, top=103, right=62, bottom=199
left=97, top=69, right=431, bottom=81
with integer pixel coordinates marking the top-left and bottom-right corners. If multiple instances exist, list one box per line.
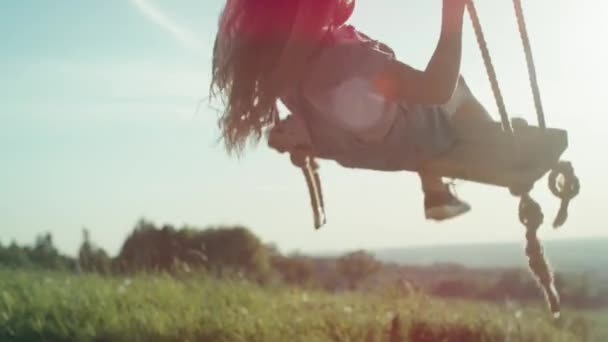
left=424, top=185, right=471, bottom=221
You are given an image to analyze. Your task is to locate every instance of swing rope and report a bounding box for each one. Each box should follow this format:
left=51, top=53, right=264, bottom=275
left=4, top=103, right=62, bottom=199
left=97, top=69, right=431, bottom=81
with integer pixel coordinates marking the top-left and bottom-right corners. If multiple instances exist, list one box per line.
left=511, top=0, right=580, bottom=231
left=466, top=0, right=547, bottom=131
left=510, top=0, right=580, bottom=228
left=467, top=0, right=565, bottom=317
left=293, top=152, right=326, bottom=230
left=465, top=1, right=512, bottom=134
left=513, top=0, right=546, bottom=129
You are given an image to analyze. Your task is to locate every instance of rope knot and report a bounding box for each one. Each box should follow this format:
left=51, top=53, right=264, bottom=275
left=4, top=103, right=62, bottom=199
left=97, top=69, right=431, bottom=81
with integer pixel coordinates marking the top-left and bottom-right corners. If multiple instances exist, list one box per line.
left=518, top=193, right=560, bottom=317
left=518, top=194, right=544, bottom=229
left=548, top=161, right=580, bottom=228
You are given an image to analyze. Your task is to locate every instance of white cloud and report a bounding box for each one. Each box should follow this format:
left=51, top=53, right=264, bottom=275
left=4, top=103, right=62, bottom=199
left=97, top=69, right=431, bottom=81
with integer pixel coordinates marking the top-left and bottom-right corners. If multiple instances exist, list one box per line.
left=130, top=0, right=204, bottom=54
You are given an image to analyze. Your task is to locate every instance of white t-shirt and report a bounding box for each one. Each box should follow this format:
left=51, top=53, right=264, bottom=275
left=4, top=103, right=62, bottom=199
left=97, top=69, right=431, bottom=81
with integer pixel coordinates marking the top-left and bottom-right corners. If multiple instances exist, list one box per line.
left=288, top=25, right=404, bottom=142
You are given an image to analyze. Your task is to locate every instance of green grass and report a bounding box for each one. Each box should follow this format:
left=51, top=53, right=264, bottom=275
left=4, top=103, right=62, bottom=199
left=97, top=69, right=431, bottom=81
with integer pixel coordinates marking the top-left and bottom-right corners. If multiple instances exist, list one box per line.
left=0, top=269, right=604, bottom=342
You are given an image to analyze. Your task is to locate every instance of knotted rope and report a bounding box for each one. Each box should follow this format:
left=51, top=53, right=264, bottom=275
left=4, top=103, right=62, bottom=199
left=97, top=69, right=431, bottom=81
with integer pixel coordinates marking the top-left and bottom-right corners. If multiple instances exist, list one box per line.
left=517, top=192, right=561, bottom=317
left=471, top=0, right=579, bottom=316
left=548, top=161, right=580, bottom=228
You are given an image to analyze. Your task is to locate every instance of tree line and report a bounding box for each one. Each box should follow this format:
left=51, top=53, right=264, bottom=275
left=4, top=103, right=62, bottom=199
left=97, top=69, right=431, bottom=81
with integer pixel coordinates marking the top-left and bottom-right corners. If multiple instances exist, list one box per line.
left=1, top=218, right=607, bottom=310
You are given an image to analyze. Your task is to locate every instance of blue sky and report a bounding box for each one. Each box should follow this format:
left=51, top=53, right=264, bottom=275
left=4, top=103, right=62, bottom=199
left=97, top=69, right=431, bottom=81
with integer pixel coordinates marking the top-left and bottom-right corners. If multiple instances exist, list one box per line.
left=1, top=0, right=607, bottom=257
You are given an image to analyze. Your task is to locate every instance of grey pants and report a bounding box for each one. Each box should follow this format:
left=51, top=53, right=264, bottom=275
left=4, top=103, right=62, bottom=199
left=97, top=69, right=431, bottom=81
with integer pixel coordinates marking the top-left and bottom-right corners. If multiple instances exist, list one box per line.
left=306, top=76, right=491, bottom=172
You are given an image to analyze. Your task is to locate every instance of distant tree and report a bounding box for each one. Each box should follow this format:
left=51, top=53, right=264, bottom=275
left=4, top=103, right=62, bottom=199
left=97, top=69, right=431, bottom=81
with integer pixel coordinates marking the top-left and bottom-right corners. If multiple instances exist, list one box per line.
left=196, top=226, right=273, bottom=282
left=567, top=272, right=593, bottom=308
left=0, top=241, right=5, bottom=265
left=1, top=240, right=31, bottom=268
left=271, top=253, right=315, bottom=286
left=336, top=250, right=381, bottom=290
left=116, top=219, right=272, bottom=282
left=594, top=288, right=608, bottom=307
left=0, top=240, right=17, bottom=267
left=0, top=233, right=74, bottom=270
left=117, top=219, right=178, bottom=272
left=78, top=228, right=112, bottom=274
left=499, top=269, right=525, bottom=287
left=574, top=273, right=591, bottom=298
left=432, top=279, right=478, bottom=298
left=30, top=232, right=71, bottom=270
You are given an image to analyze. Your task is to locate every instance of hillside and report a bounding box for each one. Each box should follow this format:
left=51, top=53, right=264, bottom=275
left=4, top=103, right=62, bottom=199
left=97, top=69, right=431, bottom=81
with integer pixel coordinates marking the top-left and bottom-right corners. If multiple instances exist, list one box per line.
left=369, top=237, right=608, bottom=274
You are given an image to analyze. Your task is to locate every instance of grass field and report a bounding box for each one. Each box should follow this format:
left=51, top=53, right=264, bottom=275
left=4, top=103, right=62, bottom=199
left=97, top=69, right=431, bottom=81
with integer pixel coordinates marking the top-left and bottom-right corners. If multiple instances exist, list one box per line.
left=0, top=269, right=605, bottom=342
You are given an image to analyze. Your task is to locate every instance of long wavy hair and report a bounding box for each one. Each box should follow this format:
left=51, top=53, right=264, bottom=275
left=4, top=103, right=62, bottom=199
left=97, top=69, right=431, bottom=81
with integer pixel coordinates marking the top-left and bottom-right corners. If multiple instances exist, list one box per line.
left=209, top=0, right=342, bottom=155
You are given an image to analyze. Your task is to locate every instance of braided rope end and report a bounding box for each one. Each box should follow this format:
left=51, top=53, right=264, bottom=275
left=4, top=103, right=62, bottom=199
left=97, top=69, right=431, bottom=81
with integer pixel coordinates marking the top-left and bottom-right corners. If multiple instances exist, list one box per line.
left=548, top=161, right=580, bottom=229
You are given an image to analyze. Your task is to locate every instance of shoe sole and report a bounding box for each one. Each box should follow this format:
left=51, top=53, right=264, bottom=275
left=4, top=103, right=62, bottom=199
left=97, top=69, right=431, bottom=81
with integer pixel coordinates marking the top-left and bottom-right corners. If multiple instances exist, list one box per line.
left=425, top=204, right=471, bottom=221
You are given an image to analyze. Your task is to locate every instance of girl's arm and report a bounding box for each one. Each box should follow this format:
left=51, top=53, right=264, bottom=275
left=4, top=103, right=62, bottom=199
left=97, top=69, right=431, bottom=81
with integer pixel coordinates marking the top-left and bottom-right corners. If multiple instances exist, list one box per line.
left=373, top=0, right=467, bottom=105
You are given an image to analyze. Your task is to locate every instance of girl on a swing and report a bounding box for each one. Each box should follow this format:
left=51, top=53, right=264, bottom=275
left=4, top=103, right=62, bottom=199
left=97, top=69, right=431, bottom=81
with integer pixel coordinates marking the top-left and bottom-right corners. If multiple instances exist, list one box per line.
left=210, top=0, right=492, bottom=221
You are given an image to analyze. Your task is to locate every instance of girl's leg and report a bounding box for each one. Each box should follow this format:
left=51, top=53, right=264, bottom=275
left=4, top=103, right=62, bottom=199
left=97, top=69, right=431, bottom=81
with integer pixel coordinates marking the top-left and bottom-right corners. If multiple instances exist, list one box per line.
left=419, top=171, right=471, bottom=220
left=446, top=76, right=493, bottom=123
left=418, top=76, right=487, bottom=220
left=419, top=173, right=446, bottom=193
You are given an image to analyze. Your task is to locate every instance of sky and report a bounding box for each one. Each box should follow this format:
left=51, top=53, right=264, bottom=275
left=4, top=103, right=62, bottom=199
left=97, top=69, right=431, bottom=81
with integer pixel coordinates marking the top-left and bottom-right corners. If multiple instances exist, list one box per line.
left=1, top=0, right=607, bottom=257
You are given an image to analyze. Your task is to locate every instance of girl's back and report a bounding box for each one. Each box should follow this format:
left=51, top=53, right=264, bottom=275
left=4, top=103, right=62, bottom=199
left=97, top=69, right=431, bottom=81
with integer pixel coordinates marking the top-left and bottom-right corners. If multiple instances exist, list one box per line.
left=277, top=24, right=456, bottom=170
left=280, top=24, right=403, bottom=142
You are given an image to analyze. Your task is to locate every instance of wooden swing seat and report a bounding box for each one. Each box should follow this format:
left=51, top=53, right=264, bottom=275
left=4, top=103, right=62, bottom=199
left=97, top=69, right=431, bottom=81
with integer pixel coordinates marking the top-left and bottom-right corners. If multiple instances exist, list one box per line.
left=420, top=118, right=568, bottom=189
